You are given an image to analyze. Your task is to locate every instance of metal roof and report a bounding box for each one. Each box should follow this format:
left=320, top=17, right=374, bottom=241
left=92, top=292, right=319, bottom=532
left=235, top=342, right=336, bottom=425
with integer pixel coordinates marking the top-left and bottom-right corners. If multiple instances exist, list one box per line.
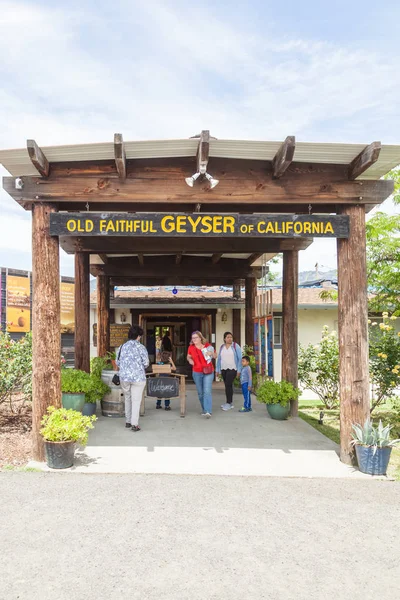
left=0, top=137, right=399, bottom=179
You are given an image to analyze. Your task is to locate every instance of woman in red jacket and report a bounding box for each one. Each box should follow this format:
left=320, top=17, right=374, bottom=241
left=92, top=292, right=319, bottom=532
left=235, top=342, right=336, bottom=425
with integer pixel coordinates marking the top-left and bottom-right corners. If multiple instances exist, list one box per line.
left=187, top=330, right=216, bottom=418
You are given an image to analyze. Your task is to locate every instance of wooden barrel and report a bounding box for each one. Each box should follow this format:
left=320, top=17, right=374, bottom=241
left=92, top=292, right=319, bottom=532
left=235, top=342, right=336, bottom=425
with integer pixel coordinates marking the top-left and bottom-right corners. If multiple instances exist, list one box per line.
left=101, top=370, right=125, bottom=418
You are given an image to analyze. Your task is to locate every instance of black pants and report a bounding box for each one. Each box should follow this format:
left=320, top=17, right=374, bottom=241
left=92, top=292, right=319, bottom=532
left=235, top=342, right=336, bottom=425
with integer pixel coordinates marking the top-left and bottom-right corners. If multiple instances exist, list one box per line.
left=221, top=369, right=237, bottom=404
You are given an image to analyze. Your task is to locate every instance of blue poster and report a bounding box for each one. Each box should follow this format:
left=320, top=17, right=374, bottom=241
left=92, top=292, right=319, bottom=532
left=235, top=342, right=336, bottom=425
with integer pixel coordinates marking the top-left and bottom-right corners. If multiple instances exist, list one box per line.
left=267, top=316, right=274, bottom=377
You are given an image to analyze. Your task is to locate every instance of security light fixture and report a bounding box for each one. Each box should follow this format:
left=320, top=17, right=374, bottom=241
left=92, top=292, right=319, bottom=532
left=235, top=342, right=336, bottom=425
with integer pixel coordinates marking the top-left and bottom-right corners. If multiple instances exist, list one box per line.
left=185, top=172, right=201, bottom=187
left=205, top=172, right=219, bottom=189
left=15, top=177, right=24, bottom=190
left=185, top=171, right=219, bottom=188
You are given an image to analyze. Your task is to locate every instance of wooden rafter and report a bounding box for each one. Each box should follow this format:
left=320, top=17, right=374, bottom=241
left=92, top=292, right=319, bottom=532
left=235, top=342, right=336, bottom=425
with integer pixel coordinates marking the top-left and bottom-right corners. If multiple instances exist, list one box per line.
left=98, top=254, right=108, bottom=264
left=272, top=136, right=295, bottom=179
left=248, top=253, right=263, bottom=265
left=137, top=253, right=144, bottom=266
left=197, top=130, right=210, bottom=174
left=114, top=133, right=126, bottom=180
left=348, top=142, right=381, bottom=180
left=27, top=139, right=49, bottom=177
left=211, top=253, right=223, bottom=264
left=175, top=253, right=183, bottom=265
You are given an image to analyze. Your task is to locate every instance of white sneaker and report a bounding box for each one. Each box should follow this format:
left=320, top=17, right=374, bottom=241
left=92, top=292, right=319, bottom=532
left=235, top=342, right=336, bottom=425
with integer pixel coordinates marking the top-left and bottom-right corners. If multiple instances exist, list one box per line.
left=221, top=403, right=229, bottom=410
left=223, top=404, right=234, bottom=411
left=205, top=412, right=211, bottom=419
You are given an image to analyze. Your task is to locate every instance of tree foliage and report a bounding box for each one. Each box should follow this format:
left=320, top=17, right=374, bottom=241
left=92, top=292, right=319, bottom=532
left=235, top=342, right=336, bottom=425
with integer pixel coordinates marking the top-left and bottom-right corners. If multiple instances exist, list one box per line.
left=369, top=314, right=400, bottom=411
left=0, top=331, right=32, bottom=411
left=298, top=326, right=339, bottom=409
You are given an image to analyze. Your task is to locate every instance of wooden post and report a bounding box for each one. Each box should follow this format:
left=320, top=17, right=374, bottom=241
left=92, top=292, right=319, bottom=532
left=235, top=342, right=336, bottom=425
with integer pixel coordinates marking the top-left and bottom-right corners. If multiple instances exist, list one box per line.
left=31, top=203, right=61, bottom=461
left=97, top=275, right=110, bottom=357
left=245, top=277, right=257, bottom=347
left=282, top=250, right=299, bottom=417
left=337, top=205, right=370, bottom=464
left=74, top=252, right=90, bottom=372
left=233, top=280, right=242, bottom=300
left=232, top=309, right=241, bottom=345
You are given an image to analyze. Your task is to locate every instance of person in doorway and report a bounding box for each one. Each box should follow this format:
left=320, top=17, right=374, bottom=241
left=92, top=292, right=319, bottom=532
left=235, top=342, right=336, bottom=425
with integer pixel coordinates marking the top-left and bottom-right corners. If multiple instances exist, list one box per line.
left=161, top=330, right=173, bottom=360
left=116, top=324, right=149, bottom=432
left=187, top=331, right=216, bottom=418
left=155, top=335, right=162, bottom=363
left=156, top=352, right=176, bottom=411
left=239, top=355, right=253, bottom=412
left=216, top=331, right=243, bottom=411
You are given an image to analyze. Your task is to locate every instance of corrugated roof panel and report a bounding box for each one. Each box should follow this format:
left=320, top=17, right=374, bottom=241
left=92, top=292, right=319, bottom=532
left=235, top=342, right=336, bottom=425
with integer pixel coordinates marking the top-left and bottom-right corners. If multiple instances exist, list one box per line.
left=125, top=139, right=197, bottom=159
left=0, top=138, right=399, bottom=178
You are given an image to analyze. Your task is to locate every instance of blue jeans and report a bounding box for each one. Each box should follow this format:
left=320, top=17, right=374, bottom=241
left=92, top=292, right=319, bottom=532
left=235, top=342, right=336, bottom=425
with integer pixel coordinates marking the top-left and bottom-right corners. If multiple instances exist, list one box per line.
left=192, top=371, right=213, bottom=414
left=241, top=382, right=252, bottom=410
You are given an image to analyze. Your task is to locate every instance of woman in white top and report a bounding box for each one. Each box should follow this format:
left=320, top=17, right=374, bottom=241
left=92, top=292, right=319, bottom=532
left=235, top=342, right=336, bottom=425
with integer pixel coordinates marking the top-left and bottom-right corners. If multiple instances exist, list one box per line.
left=216, top=332, right=243, bottom=411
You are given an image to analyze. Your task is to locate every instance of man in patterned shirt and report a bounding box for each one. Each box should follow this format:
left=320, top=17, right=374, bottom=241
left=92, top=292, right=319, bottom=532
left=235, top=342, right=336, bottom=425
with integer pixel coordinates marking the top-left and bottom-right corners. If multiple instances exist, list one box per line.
left=117, top=325, right=149, bottom=432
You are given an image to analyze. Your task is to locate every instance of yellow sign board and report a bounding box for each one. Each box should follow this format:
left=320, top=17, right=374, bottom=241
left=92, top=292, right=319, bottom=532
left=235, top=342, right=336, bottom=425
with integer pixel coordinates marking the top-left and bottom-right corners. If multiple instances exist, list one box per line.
left=61, top=282, right=75, bottom=334
left=7, top=274, right=31, bottom=332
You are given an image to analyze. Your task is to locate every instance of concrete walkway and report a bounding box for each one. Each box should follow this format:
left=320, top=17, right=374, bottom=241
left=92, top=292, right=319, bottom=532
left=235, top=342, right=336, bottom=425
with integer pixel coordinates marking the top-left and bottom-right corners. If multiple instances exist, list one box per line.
left=1, top=474, right=399, bottom=600
left=31, top=385, right=367, bottom=478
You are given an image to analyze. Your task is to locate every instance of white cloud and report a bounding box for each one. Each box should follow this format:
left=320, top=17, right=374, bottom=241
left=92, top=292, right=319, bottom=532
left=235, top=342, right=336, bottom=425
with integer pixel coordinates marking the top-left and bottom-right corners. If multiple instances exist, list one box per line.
left=0, top=0, right=398, bottom=276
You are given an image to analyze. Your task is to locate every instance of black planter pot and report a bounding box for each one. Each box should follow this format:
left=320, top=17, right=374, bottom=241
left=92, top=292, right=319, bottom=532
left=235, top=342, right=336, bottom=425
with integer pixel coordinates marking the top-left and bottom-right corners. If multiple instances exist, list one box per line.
left=44, top=440, right=75, bottom=469
left=82, top=402, right=97, bottom=416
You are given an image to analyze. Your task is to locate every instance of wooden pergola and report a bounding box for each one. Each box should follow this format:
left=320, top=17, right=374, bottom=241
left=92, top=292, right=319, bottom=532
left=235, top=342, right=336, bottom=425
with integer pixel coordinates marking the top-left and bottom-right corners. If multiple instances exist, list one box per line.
left=0, top=132, right=397, bottom=464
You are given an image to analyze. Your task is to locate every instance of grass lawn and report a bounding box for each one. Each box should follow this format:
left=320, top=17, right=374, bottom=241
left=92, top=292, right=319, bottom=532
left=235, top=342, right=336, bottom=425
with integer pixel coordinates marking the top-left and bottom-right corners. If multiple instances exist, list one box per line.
left=298, top=400, right=400, bottom=480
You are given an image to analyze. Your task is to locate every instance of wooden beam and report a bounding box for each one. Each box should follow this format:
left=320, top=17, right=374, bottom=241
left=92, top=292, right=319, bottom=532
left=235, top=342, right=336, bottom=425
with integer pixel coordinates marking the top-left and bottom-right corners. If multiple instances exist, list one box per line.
left=61, top=236, right=313, bottom=255
left=31, top=203, right=61, bottom=461
left=74, top=252, right=90, bottom=373
left=114, top=133, right=126, bottom=180
left=337, top=205, right=370, bottom=464
left=282, top=250, right=299, bottom=417
left=197, top=130, right=210, bottom=174
left=98, top=253, right=108, bottom=264
left=137, top=253, right=144, bottom=266
left=97, top=275, right=110, bottom=357
left=348, top=142, right=381, bottom=180
left=91, top=256, right=261, bottom=279
left=27, top=139, right=50, bottom=177
left=211, top=253, right=223, bottom=264
left=175, top=253, right=183, bottom=265
left=4, top=170, right=392, bottom=207
left=245, top=277, right=257, bottom=346
left=110, top=276, right=248, bottom=287
left=248, top=253, right=263, bottom=265
left=272, top=136, right=295, bottom=179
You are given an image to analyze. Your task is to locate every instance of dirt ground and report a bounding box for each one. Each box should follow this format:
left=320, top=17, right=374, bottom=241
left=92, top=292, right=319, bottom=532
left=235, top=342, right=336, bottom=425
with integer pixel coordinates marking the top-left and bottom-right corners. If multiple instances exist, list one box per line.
left=0, top=399, right=32, bottom=469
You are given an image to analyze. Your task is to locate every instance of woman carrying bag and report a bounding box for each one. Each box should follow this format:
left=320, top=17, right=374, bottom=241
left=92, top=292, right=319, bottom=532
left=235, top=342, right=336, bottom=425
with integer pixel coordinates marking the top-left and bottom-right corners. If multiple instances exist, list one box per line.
left=187, top=330, right=216, bottom=418
left=216, top=331, right=242, bottom=411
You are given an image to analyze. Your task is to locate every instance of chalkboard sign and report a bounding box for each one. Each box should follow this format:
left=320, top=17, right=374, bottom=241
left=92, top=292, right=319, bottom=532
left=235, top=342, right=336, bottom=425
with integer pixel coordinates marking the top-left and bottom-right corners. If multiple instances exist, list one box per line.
left=147, top=377, right=179, bottom=399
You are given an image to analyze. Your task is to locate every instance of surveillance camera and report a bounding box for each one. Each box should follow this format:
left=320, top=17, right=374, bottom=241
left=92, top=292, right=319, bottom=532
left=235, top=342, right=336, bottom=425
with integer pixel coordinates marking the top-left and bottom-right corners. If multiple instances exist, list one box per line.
left=15, top=178, right=24, bottom=190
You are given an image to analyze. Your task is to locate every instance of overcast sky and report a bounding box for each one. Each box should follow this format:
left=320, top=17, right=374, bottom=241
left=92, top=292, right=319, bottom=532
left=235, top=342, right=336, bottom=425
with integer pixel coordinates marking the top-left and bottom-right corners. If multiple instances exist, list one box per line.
left=0, top=0, right=399, bottom=277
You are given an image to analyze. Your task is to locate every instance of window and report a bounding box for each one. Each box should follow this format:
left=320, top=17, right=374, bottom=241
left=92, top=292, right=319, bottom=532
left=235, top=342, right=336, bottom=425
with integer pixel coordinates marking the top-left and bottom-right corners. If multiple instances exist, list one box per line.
left=273, top=316, right=282, bottom=346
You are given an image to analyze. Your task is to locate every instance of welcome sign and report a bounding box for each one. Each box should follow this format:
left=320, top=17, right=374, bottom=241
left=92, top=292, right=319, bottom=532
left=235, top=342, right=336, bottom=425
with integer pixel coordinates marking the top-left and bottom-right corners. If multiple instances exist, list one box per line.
left=50, top=213, right=349, bottom=238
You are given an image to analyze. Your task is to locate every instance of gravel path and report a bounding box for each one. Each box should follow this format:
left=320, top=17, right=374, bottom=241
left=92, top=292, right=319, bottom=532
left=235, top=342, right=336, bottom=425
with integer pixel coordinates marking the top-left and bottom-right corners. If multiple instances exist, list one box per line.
left=1, top=473, right=399, bottom=600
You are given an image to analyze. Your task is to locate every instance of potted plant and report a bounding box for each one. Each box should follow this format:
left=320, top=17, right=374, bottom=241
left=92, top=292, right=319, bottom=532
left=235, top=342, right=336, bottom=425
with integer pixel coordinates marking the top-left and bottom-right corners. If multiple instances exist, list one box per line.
left=61, top=369, right=93, bottom=412
left=40, top=406, right=96, bottom=469
left=83, top=376, right=110, bottom=416
left=107, top=351, right=118, bottom=371
left=256, top=379, right=300, bottom=420
left=351, top=420, right=399, bottom=475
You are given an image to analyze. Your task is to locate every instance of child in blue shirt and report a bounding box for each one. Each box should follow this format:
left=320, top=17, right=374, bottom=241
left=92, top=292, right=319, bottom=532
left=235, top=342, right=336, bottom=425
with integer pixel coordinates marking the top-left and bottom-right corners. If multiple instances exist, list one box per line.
left=239, top=356, right=252, bottom=412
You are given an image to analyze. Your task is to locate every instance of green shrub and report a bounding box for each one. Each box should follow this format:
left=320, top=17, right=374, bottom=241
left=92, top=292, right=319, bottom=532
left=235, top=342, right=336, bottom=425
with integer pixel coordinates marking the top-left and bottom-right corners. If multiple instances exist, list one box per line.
left=61, top=369, right=93, bottom=394
left=85, top=377, right=110, bottom=404
left=40, top=406, right=96, bottom=445
left=298, top=326, right=339, bottom=409
left=257, top=379, right=300, bottom=407
left=90, top=356, right=110, bottom=379
left=0, top=331, right=32, bottom=410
